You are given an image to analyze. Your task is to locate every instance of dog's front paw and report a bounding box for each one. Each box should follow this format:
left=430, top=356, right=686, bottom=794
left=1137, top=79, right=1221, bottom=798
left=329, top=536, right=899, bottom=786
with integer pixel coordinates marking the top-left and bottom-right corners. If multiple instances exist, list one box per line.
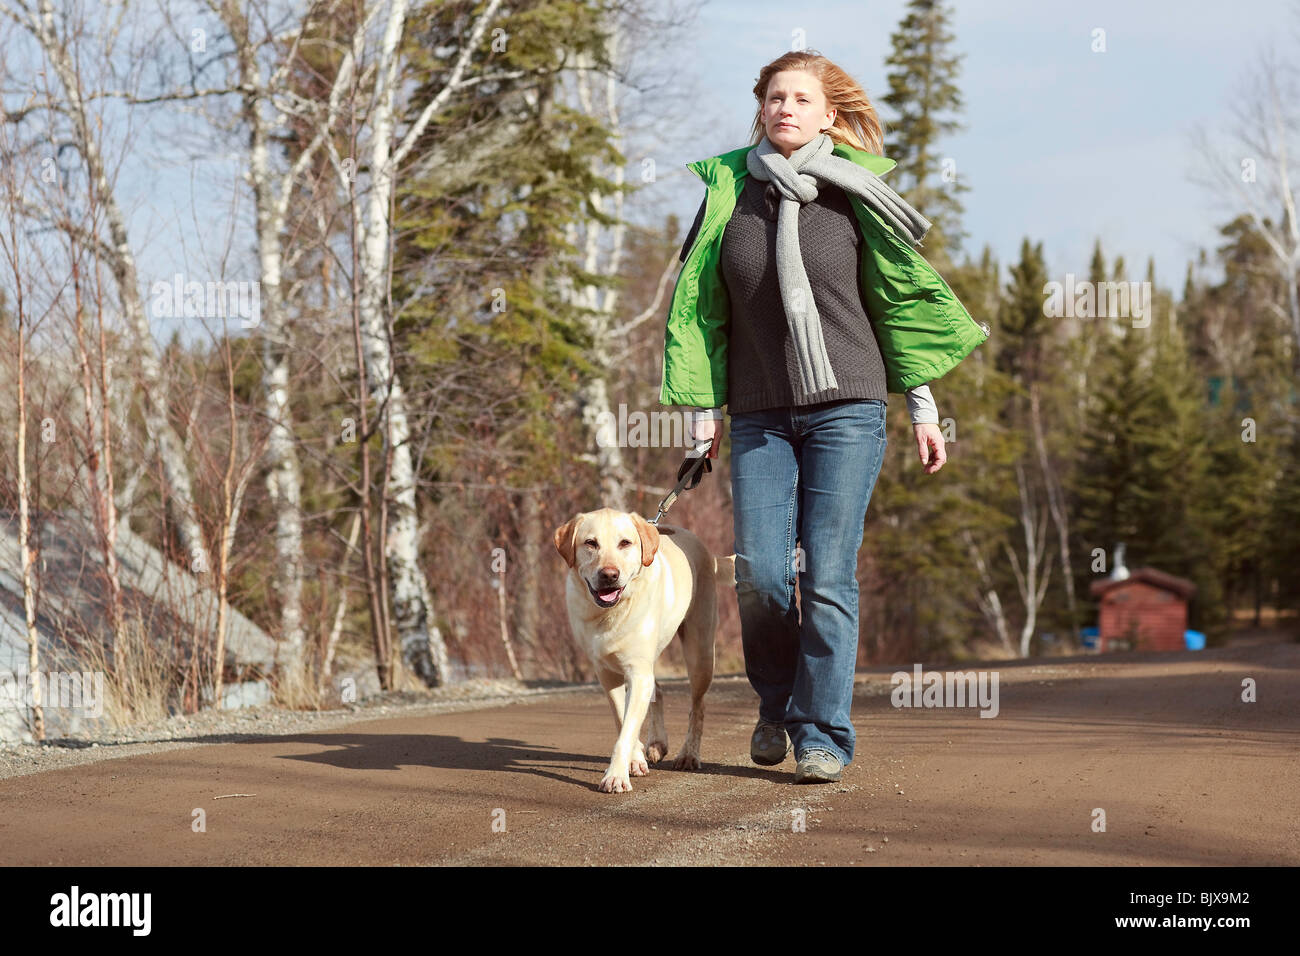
left=672, top=750, right=701, bottom=771
left=645, top=740, right=669, bottom=764
left=629, top=749, right=649, bottom=777
left=598, top=768, right=634, bottom=793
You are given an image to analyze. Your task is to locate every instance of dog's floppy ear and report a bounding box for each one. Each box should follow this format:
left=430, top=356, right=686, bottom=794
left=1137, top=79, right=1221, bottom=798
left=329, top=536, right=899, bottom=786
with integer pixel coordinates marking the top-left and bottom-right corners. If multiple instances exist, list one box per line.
left=553, top=514, right=581, bottom=568
left=631, top=512, right=660, bottom=567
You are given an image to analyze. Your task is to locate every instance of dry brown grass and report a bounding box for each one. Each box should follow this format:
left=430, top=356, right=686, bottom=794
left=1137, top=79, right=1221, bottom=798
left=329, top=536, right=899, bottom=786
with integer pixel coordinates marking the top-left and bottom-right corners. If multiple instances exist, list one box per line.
left=71, top=614, right=172, bottom=729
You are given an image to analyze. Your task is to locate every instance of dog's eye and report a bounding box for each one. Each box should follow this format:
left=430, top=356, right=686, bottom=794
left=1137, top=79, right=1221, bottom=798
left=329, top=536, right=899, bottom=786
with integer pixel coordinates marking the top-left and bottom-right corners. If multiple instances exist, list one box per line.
left=584, top=538, right=598, bottom=548
left=618, top=540, right=632, bottom=548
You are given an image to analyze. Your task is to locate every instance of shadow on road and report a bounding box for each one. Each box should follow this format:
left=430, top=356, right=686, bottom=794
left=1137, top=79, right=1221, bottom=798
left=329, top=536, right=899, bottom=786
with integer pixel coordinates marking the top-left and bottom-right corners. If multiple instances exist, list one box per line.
left=144, top=729, right=792, bottom=790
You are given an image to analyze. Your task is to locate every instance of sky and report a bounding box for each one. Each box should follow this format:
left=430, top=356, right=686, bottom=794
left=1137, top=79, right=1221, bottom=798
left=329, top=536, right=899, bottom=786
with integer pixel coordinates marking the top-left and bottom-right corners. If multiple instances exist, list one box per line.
left=639, top=0, right=1299, bottom=295
left=25, top=0, right=1297, bottom=339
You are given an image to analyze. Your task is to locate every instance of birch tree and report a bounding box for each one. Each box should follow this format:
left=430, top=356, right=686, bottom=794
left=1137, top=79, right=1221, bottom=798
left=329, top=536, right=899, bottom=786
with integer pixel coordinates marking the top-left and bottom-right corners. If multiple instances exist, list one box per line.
left=213, top=0, right=376, bottom=687
left=0, top=123, right=44, bottom=741
left=312, top=0, right=529, bottom=685
left=1030, top=383, right=1079, bottom=634
left=1192, top=44, right=1300, bottom=375
left=560, top=39, right=634, bottom=509
left=5, top=0, right=207, bottom=563
left=67, top=217, right=126, bottom=658
left=962, top=529, right=1013, bottom=654
left=557, top=7, right=724, bottom=507
left=1007, top=460, right=1052, bottom=657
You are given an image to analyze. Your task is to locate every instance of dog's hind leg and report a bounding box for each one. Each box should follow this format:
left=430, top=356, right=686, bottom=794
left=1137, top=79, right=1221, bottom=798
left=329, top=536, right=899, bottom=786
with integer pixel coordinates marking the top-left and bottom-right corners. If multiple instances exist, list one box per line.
left=673, top=599, right=717, bottom=770
left=644, top=677, right=669, bottom=764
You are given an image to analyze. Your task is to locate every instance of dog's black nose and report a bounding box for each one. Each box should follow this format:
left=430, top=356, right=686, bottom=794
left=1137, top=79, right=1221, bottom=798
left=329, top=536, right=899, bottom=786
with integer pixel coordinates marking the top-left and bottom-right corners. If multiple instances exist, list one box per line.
left=597, top=567, right=620, bottom=587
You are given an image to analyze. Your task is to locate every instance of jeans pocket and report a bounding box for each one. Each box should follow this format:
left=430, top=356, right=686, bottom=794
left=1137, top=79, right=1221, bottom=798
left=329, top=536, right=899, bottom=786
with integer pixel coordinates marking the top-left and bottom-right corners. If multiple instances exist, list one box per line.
left=864, top=400, right=887, bottom=442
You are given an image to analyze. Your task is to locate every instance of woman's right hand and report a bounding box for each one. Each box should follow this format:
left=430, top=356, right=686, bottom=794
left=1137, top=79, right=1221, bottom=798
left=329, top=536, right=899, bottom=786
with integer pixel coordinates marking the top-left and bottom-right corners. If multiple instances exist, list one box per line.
left=688, top=410, right=724, bottom=459
left=693, top=419, right=723, bottom=459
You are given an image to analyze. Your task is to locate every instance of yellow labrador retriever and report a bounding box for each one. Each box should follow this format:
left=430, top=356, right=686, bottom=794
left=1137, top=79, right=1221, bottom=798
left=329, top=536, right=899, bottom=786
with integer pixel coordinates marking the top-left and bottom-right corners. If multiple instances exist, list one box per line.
left=553, top=508, right=736, bottom=793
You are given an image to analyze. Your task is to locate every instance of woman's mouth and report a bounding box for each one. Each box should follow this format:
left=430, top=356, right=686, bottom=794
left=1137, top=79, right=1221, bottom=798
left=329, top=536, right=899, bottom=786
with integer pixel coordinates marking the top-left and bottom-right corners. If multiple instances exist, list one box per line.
left=777, top=123, right=796, bottom=130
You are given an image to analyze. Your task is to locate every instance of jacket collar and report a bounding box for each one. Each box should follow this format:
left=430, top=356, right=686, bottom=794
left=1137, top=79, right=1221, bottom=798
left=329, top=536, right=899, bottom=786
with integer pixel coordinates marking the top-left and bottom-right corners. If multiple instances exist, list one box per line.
left=687, top=141, right=897, bottom=188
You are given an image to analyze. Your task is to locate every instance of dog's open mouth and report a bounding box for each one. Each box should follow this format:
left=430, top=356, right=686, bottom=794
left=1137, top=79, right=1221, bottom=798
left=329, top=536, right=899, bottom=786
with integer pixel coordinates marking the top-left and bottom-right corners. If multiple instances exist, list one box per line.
left=588, top=583, right=624, bottom=608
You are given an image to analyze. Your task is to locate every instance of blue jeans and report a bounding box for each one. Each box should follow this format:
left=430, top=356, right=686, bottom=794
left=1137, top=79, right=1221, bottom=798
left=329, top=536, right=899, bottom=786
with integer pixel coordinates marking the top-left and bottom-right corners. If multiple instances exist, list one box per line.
left=729, top=398, right=887, bottom=766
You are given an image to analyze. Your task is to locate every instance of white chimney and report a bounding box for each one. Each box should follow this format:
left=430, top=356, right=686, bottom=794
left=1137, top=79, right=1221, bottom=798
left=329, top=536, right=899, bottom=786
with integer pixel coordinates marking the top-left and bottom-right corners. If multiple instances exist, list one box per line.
left=1111, top=542, right=1130, bottom=581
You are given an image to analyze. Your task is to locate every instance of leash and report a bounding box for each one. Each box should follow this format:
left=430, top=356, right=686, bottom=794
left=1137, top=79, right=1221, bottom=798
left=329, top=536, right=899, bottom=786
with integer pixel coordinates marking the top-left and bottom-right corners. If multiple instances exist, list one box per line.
left=649, top=438, right=715, bottom=526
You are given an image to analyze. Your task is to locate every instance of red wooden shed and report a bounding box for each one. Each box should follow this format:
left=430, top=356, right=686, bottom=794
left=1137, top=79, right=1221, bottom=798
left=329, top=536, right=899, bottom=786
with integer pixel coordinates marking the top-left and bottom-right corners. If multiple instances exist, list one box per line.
left=1089, top=568, right=1196, bottom=652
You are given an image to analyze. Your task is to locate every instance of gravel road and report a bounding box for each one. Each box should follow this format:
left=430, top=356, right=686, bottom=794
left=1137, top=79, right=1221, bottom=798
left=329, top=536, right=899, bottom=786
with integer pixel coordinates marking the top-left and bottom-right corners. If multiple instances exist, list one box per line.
left=1, top=639, right=1295, bottom=866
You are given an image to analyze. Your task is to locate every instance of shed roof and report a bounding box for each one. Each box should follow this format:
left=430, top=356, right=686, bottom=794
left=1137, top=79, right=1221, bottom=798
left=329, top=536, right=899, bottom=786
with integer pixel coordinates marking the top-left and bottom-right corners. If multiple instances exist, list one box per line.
left=1089, top=567, right=1196, bottom=600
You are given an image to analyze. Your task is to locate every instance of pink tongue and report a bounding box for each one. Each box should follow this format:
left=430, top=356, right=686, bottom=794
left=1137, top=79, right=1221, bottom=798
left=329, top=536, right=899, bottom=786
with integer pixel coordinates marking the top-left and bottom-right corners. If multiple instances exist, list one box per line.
left=599, top=588, right=621, bottom=602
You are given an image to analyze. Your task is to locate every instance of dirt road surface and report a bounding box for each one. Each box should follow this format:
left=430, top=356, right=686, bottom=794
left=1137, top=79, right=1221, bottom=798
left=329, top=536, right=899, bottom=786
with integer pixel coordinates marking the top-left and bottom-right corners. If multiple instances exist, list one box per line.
left=2, top=637, right=1296, bottom=866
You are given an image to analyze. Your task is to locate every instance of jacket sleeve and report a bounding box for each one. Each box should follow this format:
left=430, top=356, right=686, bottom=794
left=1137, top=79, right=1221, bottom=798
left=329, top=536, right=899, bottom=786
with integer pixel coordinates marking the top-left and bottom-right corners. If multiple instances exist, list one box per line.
left=661, top=189, right=730, bottom=408
left=686, top=406, right=724, bottom=441
left=854, top=202, right=988, bottom=392
left=679, top=194, right=707, bottom=263
left=904, top=384, right=939, bottom=425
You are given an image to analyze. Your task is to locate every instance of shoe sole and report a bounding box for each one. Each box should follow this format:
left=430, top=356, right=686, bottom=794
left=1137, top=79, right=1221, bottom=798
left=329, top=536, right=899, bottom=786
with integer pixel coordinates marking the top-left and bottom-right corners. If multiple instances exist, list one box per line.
left=751, top=748, right=790, bottom=766
left=794, top=769, right=841, bottom=783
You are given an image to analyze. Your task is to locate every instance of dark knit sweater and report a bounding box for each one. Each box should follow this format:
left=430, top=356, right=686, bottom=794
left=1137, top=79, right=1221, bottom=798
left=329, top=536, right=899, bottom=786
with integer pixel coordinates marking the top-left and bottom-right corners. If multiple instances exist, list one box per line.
left=679, top=175, right=889, bottom=414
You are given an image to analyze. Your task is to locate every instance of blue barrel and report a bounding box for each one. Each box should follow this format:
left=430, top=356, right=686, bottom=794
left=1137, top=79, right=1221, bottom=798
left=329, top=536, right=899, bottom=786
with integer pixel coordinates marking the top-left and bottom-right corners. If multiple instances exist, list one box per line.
left=1184, top=629, right=1206, bottom=651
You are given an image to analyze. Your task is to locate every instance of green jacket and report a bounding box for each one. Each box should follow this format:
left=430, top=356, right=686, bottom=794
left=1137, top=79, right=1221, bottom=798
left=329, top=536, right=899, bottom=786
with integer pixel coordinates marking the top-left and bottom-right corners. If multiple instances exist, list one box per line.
left=659, top=141, right=990, bottom=407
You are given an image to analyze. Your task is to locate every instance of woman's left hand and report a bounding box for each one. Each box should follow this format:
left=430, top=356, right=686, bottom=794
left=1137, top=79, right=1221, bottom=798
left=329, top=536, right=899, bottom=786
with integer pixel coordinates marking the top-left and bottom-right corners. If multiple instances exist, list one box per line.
left=913, top=423, right=947, bottom=475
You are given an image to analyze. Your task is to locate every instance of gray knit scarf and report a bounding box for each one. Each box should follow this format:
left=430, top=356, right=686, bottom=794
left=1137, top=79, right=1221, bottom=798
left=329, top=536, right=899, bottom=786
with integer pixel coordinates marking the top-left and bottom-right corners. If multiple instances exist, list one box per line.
left=746, top=132, right=931, bottom=396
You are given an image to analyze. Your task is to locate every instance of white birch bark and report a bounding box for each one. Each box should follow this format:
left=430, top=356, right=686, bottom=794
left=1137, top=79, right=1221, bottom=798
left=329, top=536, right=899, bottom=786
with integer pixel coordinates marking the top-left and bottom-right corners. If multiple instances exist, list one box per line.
left=9, top=245, right=43, bottom=740
left=20, top=0, right=204, bottom=562
left=962, top=529, right=1013, bottom=655
left=225, top=8, right=307, bottom=671
left=1029, top=386, right=1079, bottom=639
left=356, top=0, right=441, bottom=684
left=320, top=510, right=362, bottom=692
left=1005, top=462, right=1053, bottom=658
left=219, top=0, right=380, bottom=676
left=340, top=0, right=511, bottom=684
left=563, top=41, right=631, bottom=508
left=17, top=344, right=43, bottom=741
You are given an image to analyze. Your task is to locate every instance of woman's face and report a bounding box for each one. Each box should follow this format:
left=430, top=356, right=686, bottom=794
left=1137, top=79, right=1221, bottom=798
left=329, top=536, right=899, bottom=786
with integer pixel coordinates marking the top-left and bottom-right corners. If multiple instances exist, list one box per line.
left=761, top=69, right=836, bottom=157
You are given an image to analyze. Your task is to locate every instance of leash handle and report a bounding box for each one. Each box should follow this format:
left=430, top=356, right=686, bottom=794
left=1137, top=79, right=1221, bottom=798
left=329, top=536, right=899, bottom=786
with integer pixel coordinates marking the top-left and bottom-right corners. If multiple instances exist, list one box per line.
left=650, top=437, right=715, bottom=526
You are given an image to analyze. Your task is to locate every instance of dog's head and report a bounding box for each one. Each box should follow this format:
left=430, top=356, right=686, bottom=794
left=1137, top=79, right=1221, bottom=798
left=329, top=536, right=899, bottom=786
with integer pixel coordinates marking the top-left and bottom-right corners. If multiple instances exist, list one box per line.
left=553, top=508, right=660, bottom=609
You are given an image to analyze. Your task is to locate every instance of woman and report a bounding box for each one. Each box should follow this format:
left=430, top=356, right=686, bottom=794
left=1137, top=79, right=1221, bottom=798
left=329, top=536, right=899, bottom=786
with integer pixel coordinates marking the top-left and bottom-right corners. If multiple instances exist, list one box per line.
left=661, top=51, right=987, bottom=783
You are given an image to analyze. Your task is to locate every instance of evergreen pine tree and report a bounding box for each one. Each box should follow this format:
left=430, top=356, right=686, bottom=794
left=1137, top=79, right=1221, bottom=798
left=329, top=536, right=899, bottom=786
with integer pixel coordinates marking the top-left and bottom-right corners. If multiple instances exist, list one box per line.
left=1055, top=239, right=1109, bottom=437
left=392, top=0, right=622, bottom=487
left=1183, top=214, right=1293, bottom=628
left=996, top=238, right=1050, bottom=396
left=881, top=0, right=969, bottom=266
left=1073, top=297, right=1224, bottom=637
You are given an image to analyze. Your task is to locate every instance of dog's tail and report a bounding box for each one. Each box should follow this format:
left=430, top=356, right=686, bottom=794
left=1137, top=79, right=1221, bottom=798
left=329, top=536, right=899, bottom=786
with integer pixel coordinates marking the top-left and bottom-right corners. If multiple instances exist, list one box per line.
left=713, top=553, right=737, bottom=588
